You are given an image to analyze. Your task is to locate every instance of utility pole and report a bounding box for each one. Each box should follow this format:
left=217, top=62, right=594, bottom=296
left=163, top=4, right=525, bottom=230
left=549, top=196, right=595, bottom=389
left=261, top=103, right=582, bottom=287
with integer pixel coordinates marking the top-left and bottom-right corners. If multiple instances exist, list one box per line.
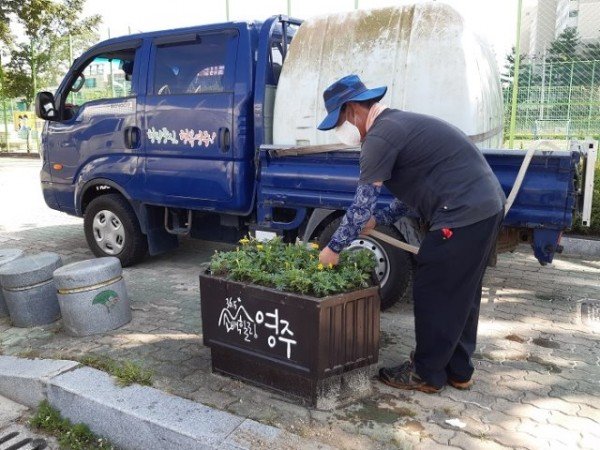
left=508, top=0, right=523, bottom=149
left=287, top=0, right=291, bottom=16
left=355, top=0, right=359, bottom=9
left=226, top=0, right=230, bottom=20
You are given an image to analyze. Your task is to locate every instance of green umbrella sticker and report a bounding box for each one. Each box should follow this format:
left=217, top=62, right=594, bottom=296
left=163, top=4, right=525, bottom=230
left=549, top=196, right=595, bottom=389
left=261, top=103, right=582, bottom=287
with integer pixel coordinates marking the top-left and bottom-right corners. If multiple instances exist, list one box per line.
left=93, top=290, right=120, bottom=312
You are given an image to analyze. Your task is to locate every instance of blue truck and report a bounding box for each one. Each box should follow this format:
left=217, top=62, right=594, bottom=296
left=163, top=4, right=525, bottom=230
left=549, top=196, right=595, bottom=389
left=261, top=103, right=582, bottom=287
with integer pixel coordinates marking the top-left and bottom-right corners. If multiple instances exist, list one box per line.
left=35, top=13, right=596, bottom=309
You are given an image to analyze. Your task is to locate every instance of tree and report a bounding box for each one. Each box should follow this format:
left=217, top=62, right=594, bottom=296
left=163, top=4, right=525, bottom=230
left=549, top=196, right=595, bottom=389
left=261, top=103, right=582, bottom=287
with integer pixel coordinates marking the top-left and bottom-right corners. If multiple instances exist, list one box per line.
left=503, top=46, right=532, bottom=86
left=0, top=0, right=17, bottom=45
left=547, top=28, right=581, bottom=63
left=582, top=42, right=600, bottom=61
left=545, top=28, right=582, bottom=87
left=3, top=0, right=101, bottom=108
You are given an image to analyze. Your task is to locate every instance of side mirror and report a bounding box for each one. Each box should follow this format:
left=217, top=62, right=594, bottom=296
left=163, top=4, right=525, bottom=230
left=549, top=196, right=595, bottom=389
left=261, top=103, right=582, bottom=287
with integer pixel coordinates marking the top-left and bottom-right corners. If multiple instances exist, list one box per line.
left=71, top=73, right=85, bottom=93
left=35, top=91, right=58, bottom=121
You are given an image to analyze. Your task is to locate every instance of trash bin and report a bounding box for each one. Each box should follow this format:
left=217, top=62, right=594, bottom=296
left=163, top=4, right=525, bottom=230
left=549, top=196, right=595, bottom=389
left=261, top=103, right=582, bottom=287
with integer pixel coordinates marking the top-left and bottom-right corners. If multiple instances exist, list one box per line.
left=0, top=249, right=24, bottom=317
left=53, top=257, right=132, bottom=336
left=0, top=252, right=62, bottom=327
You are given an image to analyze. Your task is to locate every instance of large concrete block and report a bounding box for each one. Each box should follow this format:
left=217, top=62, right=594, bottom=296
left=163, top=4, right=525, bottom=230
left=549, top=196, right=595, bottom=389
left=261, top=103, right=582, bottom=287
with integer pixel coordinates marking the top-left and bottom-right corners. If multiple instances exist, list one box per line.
left=560, top=236, right=600, bottom=258
left=0, top=252, right=62, bottom=289
left=48, top=367, right=246, bottom=450
left=54, top=258, right=131, bottom=336
left=3, top=280, right=61, bottom=327
left=53, top=257, right=122, bottom=291
left=0, top=248, right=23, bottom=317
left=0, top=252, right=62, bottom=327
left=0, top=356, right=79, bottom=408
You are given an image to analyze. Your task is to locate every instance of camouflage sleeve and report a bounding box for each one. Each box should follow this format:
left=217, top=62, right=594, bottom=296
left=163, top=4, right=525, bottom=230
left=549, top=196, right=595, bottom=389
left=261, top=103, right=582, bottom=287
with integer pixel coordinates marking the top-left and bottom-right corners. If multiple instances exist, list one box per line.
left=327, top=184, right=381, bottom=253
left=373, top=199, right=410, bottom=226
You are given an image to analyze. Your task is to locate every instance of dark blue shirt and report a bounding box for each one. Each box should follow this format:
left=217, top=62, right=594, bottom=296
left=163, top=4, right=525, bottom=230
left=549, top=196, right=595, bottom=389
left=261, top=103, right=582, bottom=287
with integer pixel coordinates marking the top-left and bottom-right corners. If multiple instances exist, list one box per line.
left=359, top=109, right=505, bottom=230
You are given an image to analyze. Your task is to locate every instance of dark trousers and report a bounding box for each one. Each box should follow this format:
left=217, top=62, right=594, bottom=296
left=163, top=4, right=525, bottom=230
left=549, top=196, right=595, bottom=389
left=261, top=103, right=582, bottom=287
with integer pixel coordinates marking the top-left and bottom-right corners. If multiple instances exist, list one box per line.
left=412, top=210, right=503, bottom=388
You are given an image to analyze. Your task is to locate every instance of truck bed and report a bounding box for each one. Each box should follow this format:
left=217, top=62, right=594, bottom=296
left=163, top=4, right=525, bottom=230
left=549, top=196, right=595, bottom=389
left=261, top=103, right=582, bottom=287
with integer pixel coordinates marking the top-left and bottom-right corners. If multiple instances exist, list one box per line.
left=258, top=147, right=581, bottom=265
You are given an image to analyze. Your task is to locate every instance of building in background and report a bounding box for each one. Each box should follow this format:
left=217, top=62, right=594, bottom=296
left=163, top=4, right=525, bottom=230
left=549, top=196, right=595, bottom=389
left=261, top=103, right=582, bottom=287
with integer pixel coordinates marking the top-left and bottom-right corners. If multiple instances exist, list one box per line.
left=576, top=0, right=600, bottom=43
left=524, top=0, right=600, bottom=58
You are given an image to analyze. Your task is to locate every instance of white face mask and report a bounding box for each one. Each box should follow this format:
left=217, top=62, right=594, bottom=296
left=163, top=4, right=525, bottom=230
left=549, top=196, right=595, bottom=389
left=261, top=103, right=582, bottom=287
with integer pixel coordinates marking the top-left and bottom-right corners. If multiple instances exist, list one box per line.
left=335, top=120, right=362, bottom=147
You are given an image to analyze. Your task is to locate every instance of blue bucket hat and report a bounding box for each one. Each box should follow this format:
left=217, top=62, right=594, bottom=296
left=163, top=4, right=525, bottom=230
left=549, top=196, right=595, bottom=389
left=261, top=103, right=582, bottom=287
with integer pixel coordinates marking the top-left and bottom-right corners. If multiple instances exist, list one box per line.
left=317, top=74, right=387, bottom=131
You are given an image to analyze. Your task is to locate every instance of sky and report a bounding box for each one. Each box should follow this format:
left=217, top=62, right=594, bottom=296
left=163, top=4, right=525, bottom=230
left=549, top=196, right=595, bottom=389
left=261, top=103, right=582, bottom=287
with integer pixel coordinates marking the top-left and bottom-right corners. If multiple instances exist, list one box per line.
left=82, top=0, right=521, bottom=68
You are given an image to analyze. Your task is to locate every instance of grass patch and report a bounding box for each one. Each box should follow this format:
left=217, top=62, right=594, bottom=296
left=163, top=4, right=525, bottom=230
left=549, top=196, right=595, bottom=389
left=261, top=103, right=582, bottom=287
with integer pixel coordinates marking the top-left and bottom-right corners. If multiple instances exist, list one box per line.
left=30, top=400, right=115, bottom=449
left=78, top=354, right=153, bottom=387
left=16, top=348, right=41, bottom=359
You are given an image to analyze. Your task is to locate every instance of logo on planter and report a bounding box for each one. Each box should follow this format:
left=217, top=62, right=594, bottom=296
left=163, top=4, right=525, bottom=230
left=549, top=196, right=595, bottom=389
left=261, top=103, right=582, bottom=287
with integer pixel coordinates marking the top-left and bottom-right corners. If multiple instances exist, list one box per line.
left=218, top=297, right=297, bottom=359
left=93, top=290, right=120, bottom=312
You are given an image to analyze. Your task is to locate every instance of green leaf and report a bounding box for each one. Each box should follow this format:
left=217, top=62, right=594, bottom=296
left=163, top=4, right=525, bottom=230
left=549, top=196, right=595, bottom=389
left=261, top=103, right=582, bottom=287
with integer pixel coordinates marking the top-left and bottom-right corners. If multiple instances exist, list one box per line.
left=93, top=290, right=119, bottom=306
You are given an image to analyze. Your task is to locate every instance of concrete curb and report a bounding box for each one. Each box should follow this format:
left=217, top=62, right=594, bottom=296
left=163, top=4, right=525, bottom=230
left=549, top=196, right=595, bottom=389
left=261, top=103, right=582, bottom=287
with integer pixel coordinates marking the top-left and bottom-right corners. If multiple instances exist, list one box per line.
left=560, top=236, right=600, bottom=258
left=0, top=356, right=79, bottom=408
left=0, top=356, right=330, bottom=450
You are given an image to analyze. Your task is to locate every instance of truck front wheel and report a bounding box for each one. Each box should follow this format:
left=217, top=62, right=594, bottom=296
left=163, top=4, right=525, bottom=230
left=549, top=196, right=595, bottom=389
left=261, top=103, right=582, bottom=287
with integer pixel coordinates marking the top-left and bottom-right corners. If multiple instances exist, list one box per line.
left=83, top=194, right=147, bottom=267
left=317, top=218, right=412, bottom=310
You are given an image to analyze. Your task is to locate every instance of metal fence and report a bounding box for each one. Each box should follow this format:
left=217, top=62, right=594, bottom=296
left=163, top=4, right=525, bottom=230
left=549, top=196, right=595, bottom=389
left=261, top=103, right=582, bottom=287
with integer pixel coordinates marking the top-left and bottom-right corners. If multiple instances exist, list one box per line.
left=505, top=59, right=600, bottom=140
left=506, top=0, right=600, bottom=147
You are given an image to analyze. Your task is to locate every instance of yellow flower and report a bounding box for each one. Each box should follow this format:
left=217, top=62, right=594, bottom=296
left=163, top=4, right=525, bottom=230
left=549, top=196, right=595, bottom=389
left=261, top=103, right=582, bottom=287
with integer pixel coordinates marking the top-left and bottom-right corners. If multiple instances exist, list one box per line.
left=239, top=238, right=250, bottom=245
left=310, top=243, right=319, bottom=250
left=256, top=244, right=264, bottom=250
left=317, top=263, right=324, bottom=271
left=328, top=263, right=333, bottom=269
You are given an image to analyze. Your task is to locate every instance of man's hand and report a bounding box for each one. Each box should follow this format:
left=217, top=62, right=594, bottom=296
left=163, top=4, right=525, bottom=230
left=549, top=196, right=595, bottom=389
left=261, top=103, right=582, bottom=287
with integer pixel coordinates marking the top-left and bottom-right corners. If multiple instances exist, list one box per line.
left=360, top=216, right=376, bottom=235
left=319, top=246, right=340, bottom=266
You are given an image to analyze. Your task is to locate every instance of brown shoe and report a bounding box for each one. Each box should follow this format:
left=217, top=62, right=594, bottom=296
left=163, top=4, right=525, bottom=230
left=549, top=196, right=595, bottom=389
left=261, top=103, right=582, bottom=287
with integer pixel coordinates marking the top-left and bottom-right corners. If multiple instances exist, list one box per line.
left=379, top=361, right=442, bottom=394
left=448, top=378, right=474, bottom=390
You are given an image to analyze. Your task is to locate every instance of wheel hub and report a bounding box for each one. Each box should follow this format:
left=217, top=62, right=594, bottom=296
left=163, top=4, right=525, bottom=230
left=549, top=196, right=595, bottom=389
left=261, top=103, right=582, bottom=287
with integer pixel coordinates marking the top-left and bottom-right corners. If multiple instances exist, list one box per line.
left=92, top=210, right=125, bottom=255
left=347, top=237, right=390, bottom=285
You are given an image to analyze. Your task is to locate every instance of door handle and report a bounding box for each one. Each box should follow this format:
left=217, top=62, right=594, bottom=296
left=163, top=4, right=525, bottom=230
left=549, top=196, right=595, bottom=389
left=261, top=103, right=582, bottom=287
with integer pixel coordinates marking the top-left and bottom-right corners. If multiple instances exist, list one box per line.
left=218, top=127, right=230, bottom=153
left=124, top=126, right=141, bottom=149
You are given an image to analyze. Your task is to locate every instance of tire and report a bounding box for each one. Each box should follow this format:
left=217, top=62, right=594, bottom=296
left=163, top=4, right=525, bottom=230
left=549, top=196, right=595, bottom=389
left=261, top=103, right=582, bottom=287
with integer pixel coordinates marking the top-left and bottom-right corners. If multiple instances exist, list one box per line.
left=317, top=217, right=412, bottom=310
left=84, top=194, right=147, bottom=267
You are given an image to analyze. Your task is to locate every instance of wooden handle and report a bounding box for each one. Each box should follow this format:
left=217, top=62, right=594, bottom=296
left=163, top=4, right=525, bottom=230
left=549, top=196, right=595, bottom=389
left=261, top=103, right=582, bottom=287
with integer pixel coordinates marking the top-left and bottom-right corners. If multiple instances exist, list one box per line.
left=362, top=229, right=420, bottom=255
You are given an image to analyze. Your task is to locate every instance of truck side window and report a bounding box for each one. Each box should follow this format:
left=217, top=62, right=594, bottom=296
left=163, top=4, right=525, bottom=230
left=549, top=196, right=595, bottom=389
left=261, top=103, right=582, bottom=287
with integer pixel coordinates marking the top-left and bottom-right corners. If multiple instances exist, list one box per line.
left=153, top=31, right=236, bottom=95
left=66, top=49, right=137, bottom=113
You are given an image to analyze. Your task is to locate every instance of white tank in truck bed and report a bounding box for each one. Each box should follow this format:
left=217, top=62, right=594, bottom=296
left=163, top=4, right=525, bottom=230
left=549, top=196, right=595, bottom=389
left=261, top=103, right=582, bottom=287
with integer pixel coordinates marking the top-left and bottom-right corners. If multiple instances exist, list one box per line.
left=273, top=3, right=503, bottom=148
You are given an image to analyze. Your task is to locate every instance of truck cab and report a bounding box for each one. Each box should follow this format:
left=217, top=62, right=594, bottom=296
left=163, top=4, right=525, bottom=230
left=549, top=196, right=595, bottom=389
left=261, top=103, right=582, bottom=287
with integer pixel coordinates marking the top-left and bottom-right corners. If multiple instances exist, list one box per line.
left=37, top=16, right=299, bottom=263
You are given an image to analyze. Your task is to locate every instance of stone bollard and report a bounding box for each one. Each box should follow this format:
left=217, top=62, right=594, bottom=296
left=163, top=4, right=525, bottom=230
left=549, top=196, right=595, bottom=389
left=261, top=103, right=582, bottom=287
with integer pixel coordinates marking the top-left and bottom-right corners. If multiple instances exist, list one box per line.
left=53, top=257, right=132, bottom=336
left=0, top=249, right=24, bottom=317
left=0, top=252, right=62, bottom=327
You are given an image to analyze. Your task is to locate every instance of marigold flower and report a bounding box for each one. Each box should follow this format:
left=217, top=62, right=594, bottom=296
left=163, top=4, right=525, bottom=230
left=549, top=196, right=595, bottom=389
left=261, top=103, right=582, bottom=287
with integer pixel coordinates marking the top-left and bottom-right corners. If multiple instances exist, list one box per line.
left=239, top=238, right=250, bottom=245
left=328, top=263, right=333, bottom=269
left=256, top=244, right=264, bottom=250
left=310, top=243, right=319, bottom=249
left=317, top=263, right=324, bottom=270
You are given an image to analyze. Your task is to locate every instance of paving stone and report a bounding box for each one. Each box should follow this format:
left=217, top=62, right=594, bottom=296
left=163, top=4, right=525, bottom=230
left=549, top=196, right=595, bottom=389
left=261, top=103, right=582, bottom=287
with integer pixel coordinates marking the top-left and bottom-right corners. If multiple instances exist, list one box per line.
left=449, top=431, right=512, bottom=450
left=547, top=411, right=600, bottom=439
left=486, top=424, right=551, bottom=449
left=577, top=403, right=600, bottom=423
left=579, top=433, right=600, bottom=450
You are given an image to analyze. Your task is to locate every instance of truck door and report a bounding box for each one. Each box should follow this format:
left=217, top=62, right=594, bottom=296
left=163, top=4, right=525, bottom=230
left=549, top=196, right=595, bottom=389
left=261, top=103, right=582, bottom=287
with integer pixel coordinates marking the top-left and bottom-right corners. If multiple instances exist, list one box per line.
left=45, top=40, right=144, bottom=210
left=141, top=30, right=239, bottom=209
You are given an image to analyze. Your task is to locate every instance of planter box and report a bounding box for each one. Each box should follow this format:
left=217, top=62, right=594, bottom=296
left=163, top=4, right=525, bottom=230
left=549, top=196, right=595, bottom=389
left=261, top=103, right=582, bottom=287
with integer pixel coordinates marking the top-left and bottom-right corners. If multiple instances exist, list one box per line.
left=199, top=272, right=380, bottom=409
